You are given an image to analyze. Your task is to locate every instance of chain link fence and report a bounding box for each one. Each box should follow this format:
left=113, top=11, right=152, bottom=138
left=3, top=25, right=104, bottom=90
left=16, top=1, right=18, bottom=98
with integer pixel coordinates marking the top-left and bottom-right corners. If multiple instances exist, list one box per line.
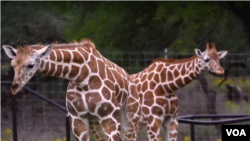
left=1, top=50, right=250, bottom=141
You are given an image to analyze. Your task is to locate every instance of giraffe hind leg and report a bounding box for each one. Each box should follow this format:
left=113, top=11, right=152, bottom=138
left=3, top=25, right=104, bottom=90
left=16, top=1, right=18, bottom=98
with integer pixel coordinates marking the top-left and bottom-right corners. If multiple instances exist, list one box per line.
left=90, top=119, right=121, bottom=141
left=162, top=114, right=178, bottom=141
left=120, top=84, right=142, bottom=141
left=120, top=98, right=141, bottom=141
left=70, top=116, right=90, bottom=141
left=146, top=116, right=163, bottom=141
left=99, top=118, right=121, bottom=141
left=90, top=123, right=108, bottom=141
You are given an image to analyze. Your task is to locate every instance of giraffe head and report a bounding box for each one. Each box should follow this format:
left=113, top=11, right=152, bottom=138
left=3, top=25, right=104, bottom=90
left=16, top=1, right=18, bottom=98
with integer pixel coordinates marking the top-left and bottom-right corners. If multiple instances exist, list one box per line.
left=194, top=42, right=228, bottom=74
left=2, top=42, right=54, bottom=95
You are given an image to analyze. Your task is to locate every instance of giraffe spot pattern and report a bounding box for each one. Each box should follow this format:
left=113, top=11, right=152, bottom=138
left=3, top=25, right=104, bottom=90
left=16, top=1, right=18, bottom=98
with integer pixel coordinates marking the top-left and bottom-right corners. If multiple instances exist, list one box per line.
left=151, top=106, right=163, bottom=116
left=43, top=62, right=49, bottom=74
left=69, top=65, right=80, bottom=79
left=102, top=87, right=111, bottom=100
left=40, top=60, right=45, bottom=68
left=85, top=92, right=102, bottom=113
left=88, top=75, right=102, bottom=90
left=101, top=118, right=117, bottom=134
left=97, top=60, right=106, bottom=79
left=142, top=107, right=150, bottom=115
left=15, top=41, right=142, bottom=141
left=56, top=50, right=63, bottom=62
left=73, top=95, right=86, bottom=112
left=130, top=55, right=207, bottom=141
left=66, top=101, right=78, bottom=116
left=54, top=65, right=63, bottom=77
left=47, top=63, right=56, bottom=76
left=88, top=55, right=98, bottom=73
left=61, top=50, right=71, bottom=64
left=72, top=51, right=84, bottom=64
left=50, top=51, right=56, bottom=61
left=97, top=102, right=114, bottom=117
left=75, top=65, right=89, bottom=84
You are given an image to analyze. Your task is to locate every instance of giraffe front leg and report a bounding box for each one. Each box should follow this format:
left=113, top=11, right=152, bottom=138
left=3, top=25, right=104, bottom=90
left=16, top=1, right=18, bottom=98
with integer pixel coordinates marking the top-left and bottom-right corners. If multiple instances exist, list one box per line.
left=66, top=92, right=90, bottom=140
left=162, top=114, right=178, bottom=141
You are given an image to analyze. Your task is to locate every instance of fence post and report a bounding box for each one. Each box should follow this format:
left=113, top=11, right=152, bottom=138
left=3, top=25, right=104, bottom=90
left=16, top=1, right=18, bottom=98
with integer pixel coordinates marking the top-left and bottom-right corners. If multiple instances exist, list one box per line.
left=66, top=114, right=71, bottom=141
left=165, top=48, right=168, bottom=59
left=190, top=124, right=195, bottom=141
left=12, top=94, right=18, bottom=141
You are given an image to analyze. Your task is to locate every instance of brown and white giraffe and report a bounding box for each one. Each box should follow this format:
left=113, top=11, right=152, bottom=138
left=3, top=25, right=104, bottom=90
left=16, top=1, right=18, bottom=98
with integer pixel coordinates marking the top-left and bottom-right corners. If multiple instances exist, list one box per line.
left=2, top=39, right=141, bottom=141
left=130, top=42, right=228, bottom=141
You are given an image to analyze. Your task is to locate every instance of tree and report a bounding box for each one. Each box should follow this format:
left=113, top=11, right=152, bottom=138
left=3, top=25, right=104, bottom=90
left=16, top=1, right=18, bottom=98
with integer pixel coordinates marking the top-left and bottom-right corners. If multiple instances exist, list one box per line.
left=51, top=1, right=248, bottom=54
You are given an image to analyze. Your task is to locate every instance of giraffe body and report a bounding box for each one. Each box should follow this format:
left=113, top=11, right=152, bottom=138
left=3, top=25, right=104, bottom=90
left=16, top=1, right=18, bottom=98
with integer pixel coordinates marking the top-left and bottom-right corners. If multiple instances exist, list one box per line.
left=130, top=43, right=228, bottom=141
left=2, top=39, right=141, bottom=141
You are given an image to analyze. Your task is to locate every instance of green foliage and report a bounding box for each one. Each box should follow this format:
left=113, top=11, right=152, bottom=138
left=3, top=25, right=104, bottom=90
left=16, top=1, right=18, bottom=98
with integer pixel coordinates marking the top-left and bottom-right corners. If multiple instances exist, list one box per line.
left=2, top=1, right=249, bottom=53
left=65, top=2, right=127, bottom=50
left=156, top=2, right=221, bottom=52
left=211, top=77, right=250, bottom=93
left=53, top=1, right=248, bottom=54
left=1, top=1, right=67, bottom=45
left=2, top=1, right=249, bottom=77
left=225, top=100, right=250, bottom=115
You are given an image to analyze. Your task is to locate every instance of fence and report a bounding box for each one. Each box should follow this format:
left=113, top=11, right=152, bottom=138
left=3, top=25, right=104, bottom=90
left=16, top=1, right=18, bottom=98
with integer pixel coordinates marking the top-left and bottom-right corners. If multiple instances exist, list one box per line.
left=2, top=81, right=250, bottom=141
left=1, top=81, right=71, bottom=141
left=1, top=51, right=250, bottom=141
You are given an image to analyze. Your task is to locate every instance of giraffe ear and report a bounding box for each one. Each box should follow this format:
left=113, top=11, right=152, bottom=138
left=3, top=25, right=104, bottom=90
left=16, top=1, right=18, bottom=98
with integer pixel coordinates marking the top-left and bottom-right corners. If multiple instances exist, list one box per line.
left=36, top=45, right=54, bottom=58
left=194, top=49, right=203, bottom=58
left=2, top=45, right=17, bottom=59
left=217, top=50, right=228, bottom=59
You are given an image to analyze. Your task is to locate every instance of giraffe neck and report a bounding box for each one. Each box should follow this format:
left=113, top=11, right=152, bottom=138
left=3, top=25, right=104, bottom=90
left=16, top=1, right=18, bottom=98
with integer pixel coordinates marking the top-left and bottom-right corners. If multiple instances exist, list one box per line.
left=162, top=56, right=204, bottom=93
left=36, top=46, right=92, bottom=84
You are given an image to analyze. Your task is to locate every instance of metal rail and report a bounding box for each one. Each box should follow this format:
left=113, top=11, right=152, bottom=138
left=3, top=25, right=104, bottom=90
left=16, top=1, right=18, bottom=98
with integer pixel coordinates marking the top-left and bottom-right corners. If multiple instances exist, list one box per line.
left=1, top=81, right=71, bottom=141
left=178, top=114, right=250, bottom=141
left=2, top=81, right=250, bottom=141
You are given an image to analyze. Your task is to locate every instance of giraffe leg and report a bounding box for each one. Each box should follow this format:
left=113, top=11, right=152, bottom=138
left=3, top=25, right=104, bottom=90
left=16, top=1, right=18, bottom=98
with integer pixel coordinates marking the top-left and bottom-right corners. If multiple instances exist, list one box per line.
left=120, top=95, right=141, bottom=141
left=146, top=116, right=163, bottom=141
left=70, top=116, right=90, bottom=141
left=90, top=123, right=107, bottom=141
left=162, top=114, right=178, bottom=141
left=100, top=118, right=121, bottom=141
left=87, top=114, right=121, bottom=141
left=88, top=93, right=121, bottom=141
left=136, top=118, right=147, bottom=138
left=89, top=116, right=121, bottom=141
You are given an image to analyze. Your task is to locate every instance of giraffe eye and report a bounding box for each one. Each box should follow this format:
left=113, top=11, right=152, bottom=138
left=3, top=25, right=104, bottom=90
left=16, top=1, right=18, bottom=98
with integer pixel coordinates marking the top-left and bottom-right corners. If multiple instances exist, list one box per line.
left=204, top=59, right=210, bottom=62
left=27, top=64, right=34, bottom=69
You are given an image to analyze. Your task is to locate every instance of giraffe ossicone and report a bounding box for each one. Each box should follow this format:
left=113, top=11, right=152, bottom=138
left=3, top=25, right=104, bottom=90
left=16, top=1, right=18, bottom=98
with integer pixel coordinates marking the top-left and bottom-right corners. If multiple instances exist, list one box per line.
left=130, top=42, right=228, bottom=141
left=2, top=39, right=141, bottom=141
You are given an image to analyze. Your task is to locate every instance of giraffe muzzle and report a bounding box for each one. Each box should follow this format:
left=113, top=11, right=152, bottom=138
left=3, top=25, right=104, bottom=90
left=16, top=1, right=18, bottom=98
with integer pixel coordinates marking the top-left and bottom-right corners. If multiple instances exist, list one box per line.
left=11, top=83, right=18, bottom=90
left=11, top=82, right=21, bottom=95
left=215, top=68, right=224, bottom=75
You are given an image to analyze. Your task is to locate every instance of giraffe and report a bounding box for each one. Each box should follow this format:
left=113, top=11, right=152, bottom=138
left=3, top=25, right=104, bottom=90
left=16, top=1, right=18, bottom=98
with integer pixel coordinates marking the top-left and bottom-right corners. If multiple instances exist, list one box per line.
left=130, top=42, right=228, bottom=141
left=2, top=39, right=141, bottom=141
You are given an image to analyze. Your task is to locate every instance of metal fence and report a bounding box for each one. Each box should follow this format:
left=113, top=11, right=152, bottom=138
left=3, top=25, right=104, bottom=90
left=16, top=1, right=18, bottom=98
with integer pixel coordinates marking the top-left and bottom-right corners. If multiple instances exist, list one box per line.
left=1, top=51, right=250, bottom=141
left=2, top=81, right=250, bottom=141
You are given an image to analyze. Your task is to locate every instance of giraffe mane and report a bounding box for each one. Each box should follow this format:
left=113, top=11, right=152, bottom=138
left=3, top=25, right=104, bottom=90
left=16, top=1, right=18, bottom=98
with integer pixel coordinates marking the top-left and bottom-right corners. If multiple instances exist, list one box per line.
left=29, top=38, right=96, bottom=49
left=151, top=55, right=198, bottom=64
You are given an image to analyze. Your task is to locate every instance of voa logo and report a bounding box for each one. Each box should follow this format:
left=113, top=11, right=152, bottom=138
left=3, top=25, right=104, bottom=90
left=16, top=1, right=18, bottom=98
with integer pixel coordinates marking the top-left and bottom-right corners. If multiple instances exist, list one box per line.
left=226, top=129, right=246, bottom=136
